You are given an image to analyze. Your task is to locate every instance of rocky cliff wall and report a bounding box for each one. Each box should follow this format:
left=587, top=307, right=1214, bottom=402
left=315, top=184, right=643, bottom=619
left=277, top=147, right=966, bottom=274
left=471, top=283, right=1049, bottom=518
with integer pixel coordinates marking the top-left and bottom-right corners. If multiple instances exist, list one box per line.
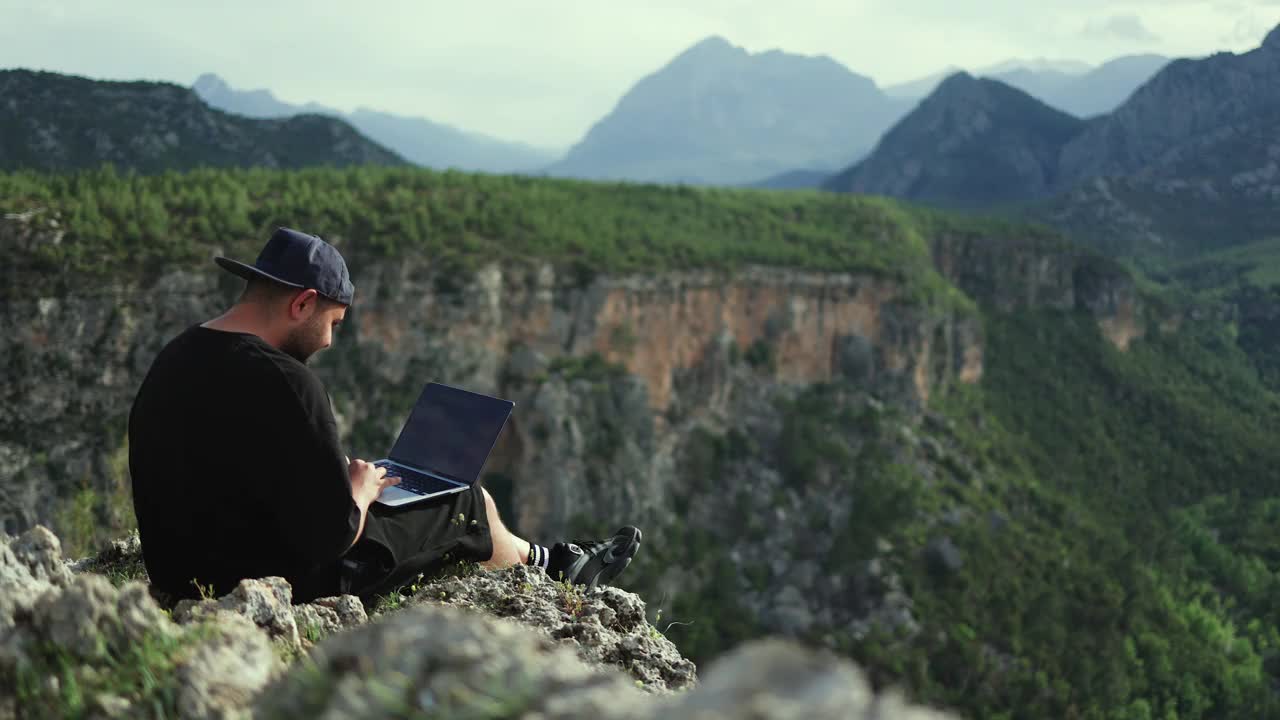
left=1, top=210, right=1140, bottom=541
left=1, top=207, right=994, bottom=536
left=0, top=211, right=1144, bottom=678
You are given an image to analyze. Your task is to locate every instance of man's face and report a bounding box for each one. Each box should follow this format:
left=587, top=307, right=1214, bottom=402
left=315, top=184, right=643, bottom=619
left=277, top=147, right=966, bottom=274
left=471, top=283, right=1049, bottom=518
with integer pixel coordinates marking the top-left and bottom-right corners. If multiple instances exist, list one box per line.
left=281, top=301, right=346, bottom=364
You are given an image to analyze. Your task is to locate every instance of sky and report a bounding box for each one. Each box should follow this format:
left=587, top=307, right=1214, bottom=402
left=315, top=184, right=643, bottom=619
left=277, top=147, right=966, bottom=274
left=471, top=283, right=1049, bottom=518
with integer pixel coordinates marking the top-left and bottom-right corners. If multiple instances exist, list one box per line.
left=2, top=1, right=1278, bottom=149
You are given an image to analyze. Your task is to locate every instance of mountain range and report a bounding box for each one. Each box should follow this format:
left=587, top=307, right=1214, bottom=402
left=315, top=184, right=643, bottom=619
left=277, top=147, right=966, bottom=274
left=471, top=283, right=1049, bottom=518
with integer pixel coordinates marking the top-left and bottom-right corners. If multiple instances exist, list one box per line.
left=545, top=39, right=1168, bottom=186
left=883, top=55, right=1169, bottom=118
left=828, top=24, right=1280, bottom=259
left=0, top=70, right=403, bottom=173
left=192, top=74, right=559, bottom=174
left=192, top=39, right=1168, bottom=186
left=0, top=34, right=1208, bottom=191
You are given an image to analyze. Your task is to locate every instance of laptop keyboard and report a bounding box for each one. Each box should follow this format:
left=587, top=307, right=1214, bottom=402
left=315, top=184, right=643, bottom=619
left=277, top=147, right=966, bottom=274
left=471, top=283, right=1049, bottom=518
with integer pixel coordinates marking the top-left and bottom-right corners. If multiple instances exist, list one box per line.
left=375, top=461, right=461, bottom=496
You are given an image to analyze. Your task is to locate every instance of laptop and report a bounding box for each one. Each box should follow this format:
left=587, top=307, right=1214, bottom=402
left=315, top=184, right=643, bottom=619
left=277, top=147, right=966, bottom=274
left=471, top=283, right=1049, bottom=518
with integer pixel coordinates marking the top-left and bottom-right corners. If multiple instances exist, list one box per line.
left=372, top=382, right=515, bottom=507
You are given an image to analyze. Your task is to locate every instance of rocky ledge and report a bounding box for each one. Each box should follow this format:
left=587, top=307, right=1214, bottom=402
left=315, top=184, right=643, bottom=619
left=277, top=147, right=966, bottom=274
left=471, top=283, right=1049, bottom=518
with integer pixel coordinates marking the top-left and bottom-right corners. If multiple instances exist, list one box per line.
left=0, top=527, right=956, bottom=719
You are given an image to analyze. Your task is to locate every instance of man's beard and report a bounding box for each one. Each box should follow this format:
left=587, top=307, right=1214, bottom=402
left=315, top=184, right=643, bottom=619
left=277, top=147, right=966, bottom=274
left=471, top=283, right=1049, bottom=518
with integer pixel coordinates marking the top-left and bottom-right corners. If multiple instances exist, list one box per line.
left=280, top=318, right=326, bottom=364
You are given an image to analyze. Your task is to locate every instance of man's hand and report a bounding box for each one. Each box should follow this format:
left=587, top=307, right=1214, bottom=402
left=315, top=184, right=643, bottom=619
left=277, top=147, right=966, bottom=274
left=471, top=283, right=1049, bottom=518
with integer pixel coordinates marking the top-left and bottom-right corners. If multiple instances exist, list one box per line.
left=348, top=458, right=400, bottom=509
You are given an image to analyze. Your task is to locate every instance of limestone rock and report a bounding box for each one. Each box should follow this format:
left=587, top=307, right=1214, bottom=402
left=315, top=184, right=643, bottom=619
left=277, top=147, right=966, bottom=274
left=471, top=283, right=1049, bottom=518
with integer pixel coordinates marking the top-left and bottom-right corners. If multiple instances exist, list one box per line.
left=175, top=611, right=279, bottom=720
left=294, top=594, right=369, bottom=643
left=0, top=531, right=278, bottom=720
left=31, top=574, right=120, bottom=659
left=256, top=602, right=650, bottom=720
left=10, top=525, right=71, bottom=587
left=174, top=576, right=300, bottom=649
left=0, top=537, right=53, bottom=630
left=413, top=563, right=697, bottom=691
left=925, top=536, right=964, bottom=575
left=660, top=639, right=956, bottom=719
left=1, top=527, right=963, bottom=719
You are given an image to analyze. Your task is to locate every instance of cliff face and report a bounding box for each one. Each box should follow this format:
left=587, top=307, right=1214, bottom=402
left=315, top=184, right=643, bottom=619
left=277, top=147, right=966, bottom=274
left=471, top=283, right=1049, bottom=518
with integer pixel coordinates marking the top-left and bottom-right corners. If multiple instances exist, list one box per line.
left=0, top=210, right=1140, bottom=671
left=0, top=250, right=977, bottom=532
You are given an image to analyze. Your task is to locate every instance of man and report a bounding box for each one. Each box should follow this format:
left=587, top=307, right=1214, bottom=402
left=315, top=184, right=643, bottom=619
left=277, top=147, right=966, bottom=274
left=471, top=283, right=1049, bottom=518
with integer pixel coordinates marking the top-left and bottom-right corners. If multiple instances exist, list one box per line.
left=128, top=227, right=640, bottom=604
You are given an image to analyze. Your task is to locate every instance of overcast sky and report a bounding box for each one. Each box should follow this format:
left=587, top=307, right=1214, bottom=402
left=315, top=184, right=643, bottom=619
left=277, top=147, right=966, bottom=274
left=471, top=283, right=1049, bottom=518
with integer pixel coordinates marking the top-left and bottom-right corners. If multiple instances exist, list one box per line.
left=2, top=1, right=1277, bottom=148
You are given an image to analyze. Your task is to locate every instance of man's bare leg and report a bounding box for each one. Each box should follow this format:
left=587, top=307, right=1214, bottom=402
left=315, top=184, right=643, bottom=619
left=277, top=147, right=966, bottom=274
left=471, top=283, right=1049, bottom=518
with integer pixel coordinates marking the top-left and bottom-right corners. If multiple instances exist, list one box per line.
left=479, top=487, right=531, bottom=569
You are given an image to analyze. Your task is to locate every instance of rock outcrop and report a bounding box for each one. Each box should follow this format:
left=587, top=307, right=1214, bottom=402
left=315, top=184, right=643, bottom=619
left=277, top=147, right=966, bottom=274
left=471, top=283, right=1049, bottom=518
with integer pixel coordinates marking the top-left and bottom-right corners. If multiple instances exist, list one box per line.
left=0, top=527, right=958, bottom=719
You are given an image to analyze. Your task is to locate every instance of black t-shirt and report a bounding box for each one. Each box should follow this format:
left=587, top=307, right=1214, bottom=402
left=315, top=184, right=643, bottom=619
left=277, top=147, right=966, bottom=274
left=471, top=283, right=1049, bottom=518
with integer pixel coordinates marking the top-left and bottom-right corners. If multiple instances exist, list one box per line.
left=128, top=325, right=360, bottom=602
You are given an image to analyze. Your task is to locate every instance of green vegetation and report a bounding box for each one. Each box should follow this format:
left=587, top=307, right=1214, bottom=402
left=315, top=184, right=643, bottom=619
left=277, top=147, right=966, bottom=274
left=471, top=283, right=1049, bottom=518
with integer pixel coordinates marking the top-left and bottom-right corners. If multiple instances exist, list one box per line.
left=628, top=304, right=1280, bottom=718
left=14, top=618, right=220, bottom=720
left=547, top=352, right=628, bottom=383
left=51, top=438, right=136, bottom=559
left=0, top=165, right=1003, bottom=311
left=898, top=311, right=1280, bottom=718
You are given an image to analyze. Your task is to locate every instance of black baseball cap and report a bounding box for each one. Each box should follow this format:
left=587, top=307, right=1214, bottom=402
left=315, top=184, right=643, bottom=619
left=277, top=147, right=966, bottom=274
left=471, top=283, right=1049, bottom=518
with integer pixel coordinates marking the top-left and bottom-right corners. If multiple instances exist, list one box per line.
left=215, top=227, right=355, bottom=306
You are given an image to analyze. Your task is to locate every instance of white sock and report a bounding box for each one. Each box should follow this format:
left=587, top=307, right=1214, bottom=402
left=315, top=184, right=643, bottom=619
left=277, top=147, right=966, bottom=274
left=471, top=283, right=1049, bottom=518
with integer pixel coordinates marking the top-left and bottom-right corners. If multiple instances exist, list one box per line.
left=526, top=544, right=550, bottom=570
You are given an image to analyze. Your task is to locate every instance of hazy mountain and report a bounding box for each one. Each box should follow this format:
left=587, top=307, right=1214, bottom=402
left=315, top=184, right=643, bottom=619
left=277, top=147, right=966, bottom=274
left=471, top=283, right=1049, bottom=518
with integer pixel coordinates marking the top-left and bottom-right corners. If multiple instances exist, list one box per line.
left=980, top=58, right=1093, bottom=75
left=882, top=66, right=964, bottom=99
left=884, top=58, right=1091, bottom=99
left=545, top=36, right=912, bottom=185
left=824, top=73, right=1086, bottom=206
left=192, top=73, right=337, bottom=118
left=342, top=108, right=559, bottom=173
left=0, top=70, right=403, bottom=173
left=990, top=54, right=1170, bottom=118
left=885, top=56, right=1166, bottom=119
left=192, top=73, right=559, bottom=173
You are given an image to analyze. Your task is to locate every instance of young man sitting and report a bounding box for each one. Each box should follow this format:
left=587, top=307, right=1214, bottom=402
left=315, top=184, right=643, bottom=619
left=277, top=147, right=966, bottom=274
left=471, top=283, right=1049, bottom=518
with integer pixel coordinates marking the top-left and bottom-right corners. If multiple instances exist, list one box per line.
left=127, top=227, right=641, bottom=603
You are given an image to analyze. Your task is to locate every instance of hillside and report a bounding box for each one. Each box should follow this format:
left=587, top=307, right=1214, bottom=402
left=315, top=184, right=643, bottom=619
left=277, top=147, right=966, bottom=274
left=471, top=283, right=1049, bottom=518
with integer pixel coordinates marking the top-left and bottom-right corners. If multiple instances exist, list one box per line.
left=193, top=73, right=560, bottom=173
left=824, top=73, right=1086, bottom=206
left=6, top=166, right=1280, bottom=717
left=0, top=70, right=405, bottom=172
left=1057, top=29, right=1280, bottom=185
left=545, top=36, right=910, bottom=185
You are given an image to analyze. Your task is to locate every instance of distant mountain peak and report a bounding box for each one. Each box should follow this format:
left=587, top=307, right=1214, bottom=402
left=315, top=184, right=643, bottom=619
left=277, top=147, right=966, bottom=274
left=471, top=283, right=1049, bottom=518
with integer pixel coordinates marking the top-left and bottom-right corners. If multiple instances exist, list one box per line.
left=547, top=36, right=904, bottom=185
left=192, top=73, right=230, bottom=94
left=673, top=34, right=747, bottom=63
left=931, top=72, right=999, bottom=101
left=979, top=57, right=1093, bottom=75
left=691, top=35, right=734, bottom=51
left=936, top=71, right=978, bottom=89
left=825, top=73, right=1085, bottom=206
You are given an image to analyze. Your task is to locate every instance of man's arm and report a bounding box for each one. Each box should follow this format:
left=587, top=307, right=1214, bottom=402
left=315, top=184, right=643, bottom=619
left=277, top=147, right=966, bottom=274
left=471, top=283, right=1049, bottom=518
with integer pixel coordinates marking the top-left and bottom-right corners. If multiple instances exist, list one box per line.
left=344, top=457, right=400, bottom=550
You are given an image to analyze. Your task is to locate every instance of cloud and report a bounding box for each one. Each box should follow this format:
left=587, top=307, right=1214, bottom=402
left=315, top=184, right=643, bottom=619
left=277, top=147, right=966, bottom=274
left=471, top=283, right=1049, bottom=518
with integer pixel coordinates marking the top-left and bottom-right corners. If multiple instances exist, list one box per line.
left=1082, top=13, right=1160, bottom=43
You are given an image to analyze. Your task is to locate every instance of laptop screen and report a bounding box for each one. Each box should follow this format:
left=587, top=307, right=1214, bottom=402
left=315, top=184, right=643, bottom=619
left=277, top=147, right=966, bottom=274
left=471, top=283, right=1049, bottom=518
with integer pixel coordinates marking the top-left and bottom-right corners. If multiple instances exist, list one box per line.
left=387, top=383, right=514, bottom=484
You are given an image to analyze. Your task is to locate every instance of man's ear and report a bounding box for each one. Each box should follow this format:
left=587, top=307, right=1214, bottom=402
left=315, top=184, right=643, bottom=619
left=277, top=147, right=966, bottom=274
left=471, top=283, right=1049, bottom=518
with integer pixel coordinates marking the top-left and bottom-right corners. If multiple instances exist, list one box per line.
left=288, top=289, right=320, bottom=321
